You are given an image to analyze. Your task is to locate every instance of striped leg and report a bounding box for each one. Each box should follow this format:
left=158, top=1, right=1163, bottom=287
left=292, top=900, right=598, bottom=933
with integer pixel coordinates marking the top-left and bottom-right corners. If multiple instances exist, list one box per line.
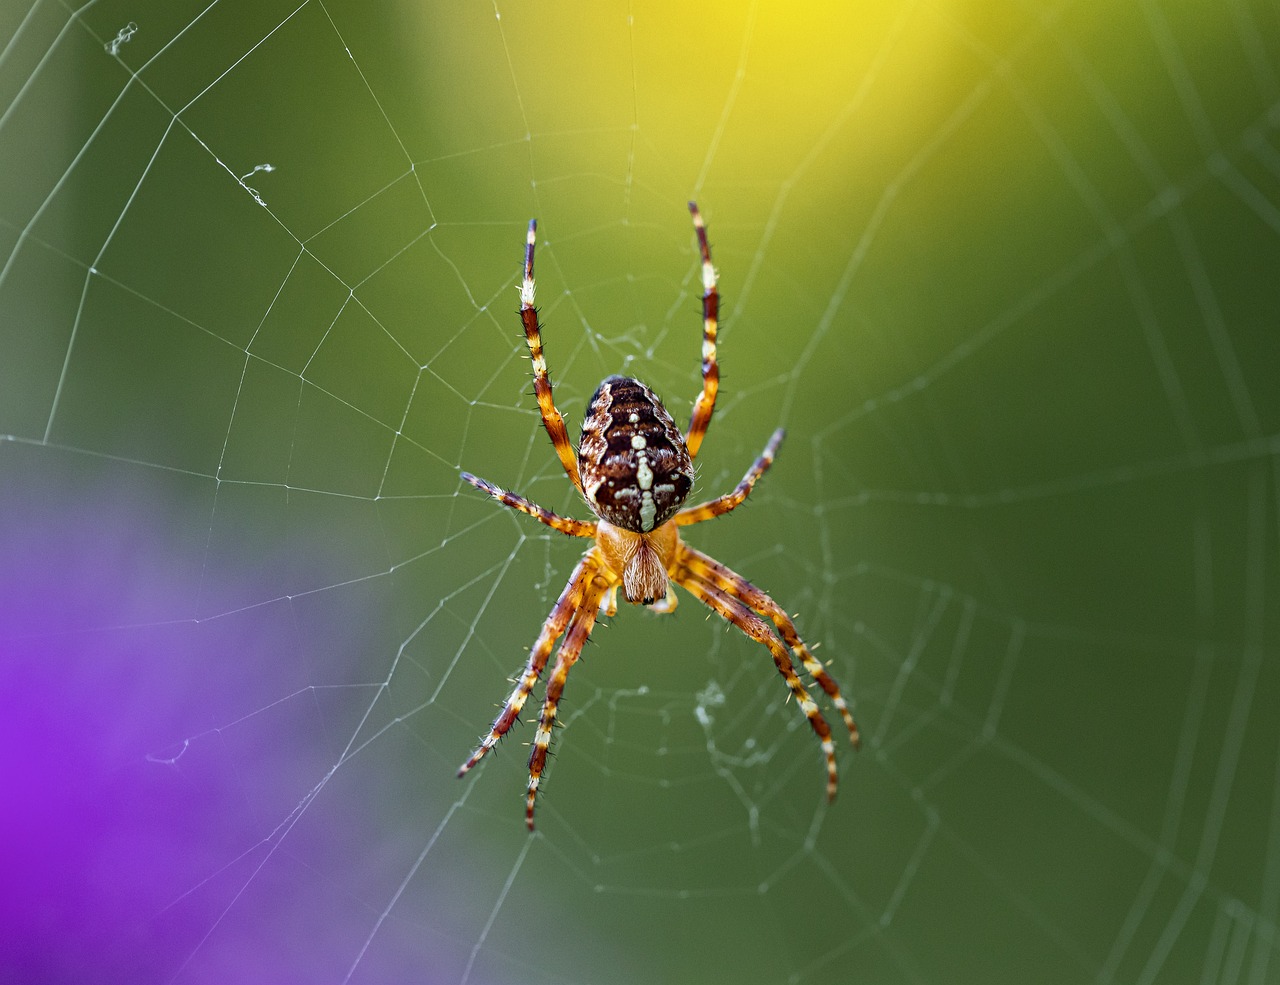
left=526, top=570, right=612, bottom=828
left=685, top=202, right=720, bottom=459
left=675, top=564, right=839, bottom=801
left=676, top=428, right=784, bottom=527
left=679, top=545, right=860, bottom=748
left=458, top=557, right=595, bottom=776
left=520, top=219, right=583, bottom=494
left=461, top=472, right=596, bottom=538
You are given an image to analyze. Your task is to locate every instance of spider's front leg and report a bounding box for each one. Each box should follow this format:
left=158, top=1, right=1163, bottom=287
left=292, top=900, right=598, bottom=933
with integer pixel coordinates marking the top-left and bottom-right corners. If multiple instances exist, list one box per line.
left=685, top=202, right=720, bottom=459
left=519, top=218, right=583, bottom=495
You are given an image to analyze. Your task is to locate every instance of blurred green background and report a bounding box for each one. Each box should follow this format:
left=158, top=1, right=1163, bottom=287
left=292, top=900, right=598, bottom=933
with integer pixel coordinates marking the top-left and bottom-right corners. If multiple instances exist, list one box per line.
left=3, top=1, right=1279, bottom=983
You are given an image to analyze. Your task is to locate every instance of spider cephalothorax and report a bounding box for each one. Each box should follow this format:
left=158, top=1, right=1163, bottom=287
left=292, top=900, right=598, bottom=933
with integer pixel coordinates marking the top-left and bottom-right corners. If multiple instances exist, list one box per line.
left=458, top=204, right=860, bottom=829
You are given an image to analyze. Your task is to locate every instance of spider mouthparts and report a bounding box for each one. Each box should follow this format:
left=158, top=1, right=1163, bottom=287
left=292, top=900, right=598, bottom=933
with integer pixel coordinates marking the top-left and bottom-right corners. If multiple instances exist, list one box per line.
left=620, top=538, right=669, bottom=605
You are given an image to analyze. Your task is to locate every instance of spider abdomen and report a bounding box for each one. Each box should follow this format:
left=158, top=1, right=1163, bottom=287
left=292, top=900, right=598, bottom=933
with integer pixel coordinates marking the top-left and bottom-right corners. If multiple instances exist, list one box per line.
left=579, top=375, right=694, bottom=533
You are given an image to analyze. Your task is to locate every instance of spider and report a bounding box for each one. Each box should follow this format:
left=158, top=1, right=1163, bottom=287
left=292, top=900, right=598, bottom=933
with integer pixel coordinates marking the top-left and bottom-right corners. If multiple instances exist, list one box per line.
left=458, top=203, right=860, bottom=829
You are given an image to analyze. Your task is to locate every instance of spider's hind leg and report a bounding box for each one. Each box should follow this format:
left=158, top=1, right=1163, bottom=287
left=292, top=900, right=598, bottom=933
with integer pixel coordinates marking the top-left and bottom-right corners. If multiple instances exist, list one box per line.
left=674, top=559, right=839, bottom=801
left=458, top=556, right=594, bottom=777
left=680, top=544, right=860, bottom=748
left=525, top=569, right=612, bottom=829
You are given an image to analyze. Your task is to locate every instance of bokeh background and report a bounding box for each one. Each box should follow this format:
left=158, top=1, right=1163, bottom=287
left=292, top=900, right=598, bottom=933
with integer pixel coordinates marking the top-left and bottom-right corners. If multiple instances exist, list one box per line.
left=3, top=1, right=1279, bottom=983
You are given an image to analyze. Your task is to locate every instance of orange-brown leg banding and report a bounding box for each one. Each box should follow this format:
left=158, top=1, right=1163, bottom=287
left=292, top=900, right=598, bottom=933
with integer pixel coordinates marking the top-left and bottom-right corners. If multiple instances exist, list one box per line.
left=520, top=219, right=583, bottom=494
left=685, top=202, right=720, bottom=460
left=677, top=428, right=784, bottom=527
left=461, top=472, right=596, bottom=538
left=679, top=545, right=860, bottom=749
left=675, top=564, right=839, bottom=801
left=525, top=570, right=612, bottom=829
left=458, top=557, right=595, bottom=776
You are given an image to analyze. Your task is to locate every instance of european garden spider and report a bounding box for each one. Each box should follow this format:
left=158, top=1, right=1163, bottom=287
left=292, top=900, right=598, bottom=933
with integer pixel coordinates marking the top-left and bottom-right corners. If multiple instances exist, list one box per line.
left=459, top=203, right=860, bottom=828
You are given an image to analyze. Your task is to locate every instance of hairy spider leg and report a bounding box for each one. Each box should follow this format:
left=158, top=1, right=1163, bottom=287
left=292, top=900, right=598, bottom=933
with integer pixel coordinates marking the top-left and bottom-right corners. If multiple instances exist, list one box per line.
left=520, top=219, right=583, bottom=495
left=679, top=544, right=860, bottom=748
left=675, top=563, right=840, bottom=800
left=458, top=205, right=859, bottom=824
left=676, top=428, right=785, bottom=527
left=526, top=565, right=613, bottom=828
left=685, top=202, right=720, bottom=459
left=460, top=472, right=596, bottom=538
left=457, top=556, right=596, bottom=776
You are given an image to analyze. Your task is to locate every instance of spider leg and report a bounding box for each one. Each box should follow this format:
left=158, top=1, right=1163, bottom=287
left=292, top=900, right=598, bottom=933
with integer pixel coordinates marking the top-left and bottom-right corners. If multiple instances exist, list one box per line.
left=684, top=202, right=719, bottom=459
left=679, top=544, right=860, bottom=748
left=674, top=561, right=839, bottom=801
left=461, top=472, right=596, bottom=538
left=520, top=219, right=584, bottom=495
left=458, top=556, right=595, bottom=776
left=676, top=428, right=784, bottom=527
left=526, top=567, right=613, bottom=829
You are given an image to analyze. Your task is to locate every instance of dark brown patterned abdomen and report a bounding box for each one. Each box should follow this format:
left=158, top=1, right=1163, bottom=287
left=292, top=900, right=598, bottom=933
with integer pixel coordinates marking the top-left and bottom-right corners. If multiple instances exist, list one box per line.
left=579, top=375, right=694, bottom=532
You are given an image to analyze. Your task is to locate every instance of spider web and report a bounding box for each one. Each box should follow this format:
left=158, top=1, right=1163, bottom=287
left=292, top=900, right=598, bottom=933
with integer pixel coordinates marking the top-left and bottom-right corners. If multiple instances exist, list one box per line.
left=3, top=1, right=1279, bottom=983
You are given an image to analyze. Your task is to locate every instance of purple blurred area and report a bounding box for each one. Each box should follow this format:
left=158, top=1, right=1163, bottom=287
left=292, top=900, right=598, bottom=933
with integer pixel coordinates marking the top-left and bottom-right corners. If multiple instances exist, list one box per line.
left=0, top=479, right=413, bottom=984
